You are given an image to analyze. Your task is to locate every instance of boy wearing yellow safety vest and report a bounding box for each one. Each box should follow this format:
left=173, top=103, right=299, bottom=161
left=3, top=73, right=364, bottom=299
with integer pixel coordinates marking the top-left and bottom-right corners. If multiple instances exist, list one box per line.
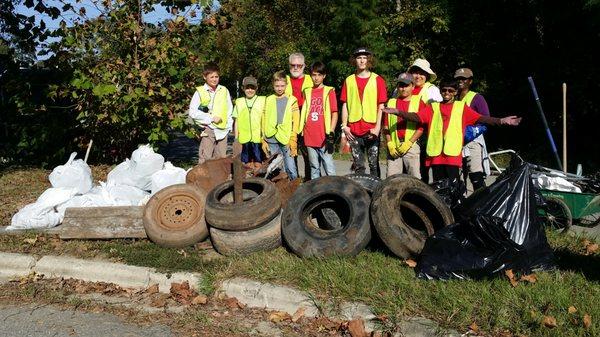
left=383, top=79, right=521, bottom=182
left=383, top=73, right=425, bottom=178
left=299, top=61, right=338, bottom=179
left=188, top=62, right=233, bottom=164
left=263, top=71, right=300, bottom=180
left=232, top=76, right=265, bottom=170
left=340, top=47, right=388, bottom=178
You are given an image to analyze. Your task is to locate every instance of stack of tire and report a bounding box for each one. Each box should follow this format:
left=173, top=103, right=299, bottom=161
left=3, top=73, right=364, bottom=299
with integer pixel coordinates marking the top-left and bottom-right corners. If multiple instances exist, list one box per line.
left=281, top=174, right=454, bottom=259
left=204, top=178, right=283, bottom=256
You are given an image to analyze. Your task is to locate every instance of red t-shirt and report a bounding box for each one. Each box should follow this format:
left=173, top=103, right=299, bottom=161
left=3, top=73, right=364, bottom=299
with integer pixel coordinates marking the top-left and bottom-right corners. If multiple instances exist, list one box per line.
left=340, top=74, right=388, bottom=136
left=303, top=87, right=338, bottom=147
left=290, top=76, right=306, bottom=107
left=412, top=86, right=423, bottom=95
left=383, top=98, right=425, bottom=140
left=417, top=103, right=481, bottom=167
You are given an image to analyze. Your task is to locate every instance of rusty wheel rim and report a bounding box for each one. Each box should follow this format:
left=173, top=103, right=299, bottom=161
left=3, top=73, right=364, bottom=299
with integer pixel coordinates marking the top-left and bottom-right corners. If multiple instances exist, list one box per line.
left=155, top=191, right=202, bottom=231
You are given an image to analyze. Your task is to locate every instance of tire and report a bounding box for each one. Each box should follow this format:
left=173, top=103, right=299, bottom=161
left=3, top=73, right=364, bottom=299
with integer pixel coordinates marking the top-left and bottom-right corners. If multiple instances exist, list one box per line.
left=210, top=212, right=282, bottom=256
left=543, top=197, right=572, bottom=232
left=345, top=173, right=381, bottom=196
left=282, top=176, right=371, bottom=258
left=205, top=178, right=281, bottom=231
left=371, top=174, right=454, bottom=259
left=143, top=184, right=208, bottom=248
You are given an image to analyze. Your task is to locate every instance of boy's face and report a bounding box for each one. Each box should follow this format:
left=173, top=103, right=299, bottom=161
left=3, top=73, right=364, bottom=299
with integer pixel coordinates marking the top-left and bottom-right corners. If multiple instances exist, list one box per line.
left=311, top=71, right=325, bottom=87
left=203, top=71, right=220, bottom=88
left=396, top=83, right=414, bottom=99
left=441, top=86, right=457, bottom=103
left=273, top=79, right=286, bottom=96
left=244, top=86, right=257, bottom=98
left=355, top=55, right=369, bottom=71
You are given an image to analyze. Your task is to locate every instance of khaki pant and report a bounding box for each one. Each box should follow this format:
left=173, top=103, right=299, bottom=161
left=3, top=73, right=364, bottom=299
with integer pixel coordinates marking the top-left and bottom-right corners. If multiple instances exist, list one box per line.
left=464, top=141, right=483, bottom=173
left=198, top=128, right=228, bottom=164
left=387, top=142, right=421, bottom=178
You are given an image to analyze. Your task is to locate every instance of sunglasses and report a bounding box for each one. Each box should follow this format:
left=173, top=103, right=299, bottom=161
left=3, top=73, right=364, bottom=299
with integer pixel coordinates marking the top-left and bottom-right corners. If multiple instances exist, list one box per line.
left=455, top=77, right=471, bottom=81
left=289, top=64, right=304, bottom=69
left=441, top=88, right=457, bottom=93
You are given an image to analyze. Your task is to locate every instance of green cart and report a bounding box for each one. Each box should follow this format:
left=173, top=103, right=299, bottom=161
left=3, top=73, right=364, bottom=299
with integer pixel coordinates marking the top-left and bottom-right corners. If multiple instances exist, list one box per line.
left=539, top=190, right=600, bottom=231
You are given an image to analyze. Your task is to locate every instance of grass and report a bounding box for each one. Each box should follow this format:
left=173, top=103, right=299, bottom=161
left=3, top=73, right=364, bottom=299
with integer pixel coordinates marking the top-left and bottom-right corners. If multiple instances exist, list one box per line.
left=1, top=166, right=599, bottom=336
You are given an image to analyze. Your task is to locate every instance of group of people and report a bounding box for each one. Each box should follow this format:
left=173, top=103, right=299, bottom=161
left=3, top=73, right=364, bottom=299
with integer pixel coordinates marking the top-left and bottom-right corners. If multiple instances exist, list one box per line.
left=188, top=48, right=521, bottom=190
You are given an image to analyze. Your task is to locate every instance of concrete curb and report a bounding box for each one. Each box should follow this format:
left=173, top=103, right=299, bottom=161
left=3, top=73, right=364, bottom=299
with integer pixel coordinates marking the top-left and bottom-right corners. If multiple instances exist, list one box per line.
left=0, top=253, right=201, bottom=294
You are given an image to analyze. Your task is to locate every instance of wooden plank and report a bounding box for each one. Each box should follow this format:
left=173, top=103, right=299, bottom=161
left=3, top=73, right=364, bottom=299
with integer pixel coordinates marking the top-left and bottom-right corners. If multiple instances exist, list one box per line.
left=59, top=206, right=146, bottom=239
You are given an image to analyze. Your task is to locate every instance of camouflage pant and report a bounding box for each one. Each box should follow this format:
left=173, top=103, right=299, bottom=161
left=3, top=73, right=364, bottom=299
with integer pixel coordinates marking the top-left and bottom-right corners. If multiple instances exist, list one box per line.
left=349, top=134, right=380, bottom=178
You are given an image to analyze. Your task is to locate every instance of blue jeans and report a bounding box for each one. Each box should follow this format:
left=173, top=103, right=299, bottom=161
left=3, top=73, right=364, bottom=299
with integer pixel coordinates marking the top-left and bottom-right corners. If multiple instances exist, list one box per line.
left=268, top=142, right=298, bottom=180
left=307, top=146, right=336, bottom=179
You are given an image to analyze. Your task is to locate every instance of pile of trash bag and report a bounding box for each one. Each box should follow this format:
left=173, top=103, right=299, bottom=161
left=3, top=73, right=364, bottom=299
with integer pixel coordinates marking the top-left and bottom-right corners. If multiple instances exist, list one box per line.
left=8, top=145, right=187, bottom=230
left=416, top=157, right=556, bottom=280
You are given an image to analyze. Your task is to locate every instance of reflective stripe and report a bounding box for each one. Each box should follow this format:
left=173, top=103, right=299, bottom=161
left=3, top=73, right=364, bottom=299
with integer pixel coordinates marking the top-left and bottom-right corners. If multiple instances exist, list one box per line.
left=346, top=73, right=379, bottom=123
left=299, top=86, right=333, bottom=135
left=235, top=96, right=265, bottom=144
left=264, top=95, right=297, bottom=145
left=387, top=95, right=420, bottom=147
left=426, top=102, right=465, bottom=157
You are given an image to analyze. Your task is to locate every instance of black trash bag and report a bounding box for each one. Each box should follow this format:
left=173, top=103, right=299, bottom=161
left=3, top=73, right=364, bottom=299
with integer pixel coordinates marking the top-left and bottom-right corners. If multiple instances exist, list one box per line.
left=430, top=178, right=466, bottom=209
left=416, top=158, right=555, bottom=280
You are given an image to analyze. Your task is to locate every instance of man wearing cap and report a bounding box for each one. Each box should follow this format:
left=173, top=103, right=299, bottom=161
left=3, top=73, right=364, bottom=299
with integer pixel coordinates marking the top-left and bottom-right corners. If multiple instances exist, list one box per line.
left=232, top=76, right=266, bottom=171
left=408, top=58, right=442, bottom=104
left=286, top=52, right=314, bottom=179
left=455, top=67, right=490, bottom=191
left=340, top=47, right=388, bottom=177
left=383, top=72, right=425, bottom=178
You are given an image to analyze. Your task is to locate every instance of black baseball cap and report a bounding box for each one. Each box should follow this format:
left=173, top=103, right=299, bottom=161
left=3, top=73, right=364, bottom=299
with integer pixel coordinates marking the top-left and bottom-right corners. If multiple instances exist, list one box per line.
left=353, top=47, right=372, bottom=57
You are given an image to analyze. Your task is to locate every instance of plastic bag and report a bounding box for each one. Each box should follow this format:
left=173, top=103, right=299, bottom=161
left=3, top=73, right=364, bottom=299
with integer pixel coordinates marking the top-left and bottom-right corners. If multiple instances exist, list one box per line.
left=8, top=187, right=78, bottom=230
left=107, top=145, right=165, bottom=190
left=416, top=158, right=555, bottom=280
left=464, top=124, right=487, bottom=143
left=151, top=162, right=187, bottom=194
left=48, top=152, right=93, bottom=194
left=430, top=178, right=465, bottom=209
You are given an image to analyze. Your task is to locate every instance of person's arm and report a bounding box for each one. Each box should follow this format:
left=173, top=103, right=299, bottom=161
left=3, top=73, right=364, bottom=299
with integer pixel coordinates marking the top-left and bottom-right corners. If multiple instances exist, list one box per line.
left=409, top=128, right=423, bottom=143
left=341, top=102, right=355, bottom=141
left=369, top=103, right=384, bottom=136
left=382, top=107, right=421, bottom=122
left=477, top=115, right=521, bottom=126
left=289, top=101, right=300, bottom=156
left=428, top=85, right=443, bottom=103
left=189, top=91, right=212, bottom=125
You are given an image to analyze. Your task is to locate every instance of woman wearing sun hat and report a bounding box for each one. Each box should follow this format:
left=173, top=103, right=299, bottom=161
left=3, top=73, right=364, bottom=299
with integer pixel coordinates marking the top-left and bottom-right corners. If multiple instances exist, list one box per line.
left=408, top=58, right=442, bottom=104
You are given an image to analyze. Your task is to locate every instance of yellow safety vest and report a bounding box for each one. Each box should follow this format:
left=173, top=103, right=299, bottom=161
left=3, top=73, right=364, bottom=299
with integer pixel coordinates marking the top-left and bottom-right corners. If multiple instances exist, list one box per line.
left=387, top=95, right=421, bottom=147
left=457, top=90, right=477, bottom=106
left=234, top=96, right=265, bottom=144
left=196, top=86, right=229, bottom=129
left=298, top=86, right=334, bottom=135
left=285, top=74, right=313, bottom=100
left=264, top=95, right=297, bottom=145
left=426, top=101, right=465, bottom=157
left=416, top=82, right=434, bottom=104
left=345, top=73, right=379, bottom=123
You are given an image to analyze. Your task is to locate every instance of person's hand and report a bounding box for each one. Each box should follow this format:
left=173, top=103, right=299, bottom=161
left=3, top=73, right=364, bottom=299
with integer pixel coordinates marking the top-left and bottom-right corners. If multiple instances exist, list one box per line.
left=501, top=116, right=522, bottom=126
left=387, top=141, right=399, bottom=158
left=212, top=115, right=222, bottom=124
left=289, top=141, right=298, bottom=157
left=342, top=126, right=355, bottom=141
left=397, top=140, right=413, bottom=156
left=369, top=125, right=380, bottom=137
left=326, top=134, right=335, bottom=154
left=261, top=140, right=270, bottom=156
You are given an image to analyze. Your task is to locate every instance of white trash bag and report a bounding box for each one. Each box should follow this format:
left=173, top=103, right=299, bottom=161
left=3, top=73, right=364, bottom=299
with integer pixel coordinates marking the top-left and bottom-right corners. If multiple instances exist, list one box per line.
left=8, top=187, right=78, bottom=230
left=151, top=162, right=187, bottom=195
left=107, top=145, right=165, bottom=191
left=48, top=152, right=93, bottom=194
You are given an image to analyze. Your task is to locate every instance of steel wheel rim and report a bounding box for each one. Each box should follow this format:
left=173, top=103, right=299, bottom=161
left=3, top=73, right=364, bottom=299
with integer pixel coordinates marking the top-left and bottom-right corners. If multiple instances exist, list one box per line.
left=156, top=191, right=202, bottom=231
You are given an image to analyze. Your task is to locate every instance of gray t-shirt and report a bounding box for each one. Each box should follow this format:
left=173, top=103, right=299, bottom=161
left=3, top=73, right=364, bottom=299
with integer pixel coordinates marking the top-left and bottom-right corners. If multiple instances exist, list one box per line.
left=267, top=96, right=289, bottom=144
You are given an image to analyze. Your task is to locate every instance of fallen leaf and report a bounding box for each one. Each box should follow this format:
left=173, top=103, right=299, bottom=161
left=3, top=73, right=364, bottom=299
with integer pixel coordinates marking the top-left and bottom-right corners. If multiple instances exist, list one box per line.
left=585, top=243, right=599, bottom=255
left=177, top=249, right=188, bottom=258
left=191, top=295, right=208, bottom=305
left=347, top=318, right=367, bottom=337
left=469, top=322, right=480, bottom=333
left=150, top=294, right=168, bottom=307
left=505, top=269, right=518, bottom=287
left=404, top=259, right=417, bottom=268
left=520, top=274, right=537, bottom=284
left=583, top=314, right=592, bottom=328
left=224, top=297, right=244, bottom=309
left=292, top=307, right=306, bottom=322
left=568, top=306, right=577, bottom=314
left=210, top=311, right=221, bottom=318
left=269, top=311, right=291, bottom=323
left=23, top=238, right=37, bottom=245
left=543, top=315, right=557, bottom=328
left=170, top=281, right=197, bottom=304
left=375, top=314, right=388, bottom=322
left=146, top=283, right=159, bottom=295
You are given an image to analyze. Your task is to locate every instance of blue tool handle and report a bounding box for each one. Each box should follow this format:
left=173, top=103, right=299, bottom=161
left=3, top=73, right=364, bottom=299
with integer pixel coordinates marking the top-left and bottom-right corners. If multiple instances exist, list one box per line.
left=527, top=76, right=539, bottom=100
left=545, top=128, right=558, bottom=153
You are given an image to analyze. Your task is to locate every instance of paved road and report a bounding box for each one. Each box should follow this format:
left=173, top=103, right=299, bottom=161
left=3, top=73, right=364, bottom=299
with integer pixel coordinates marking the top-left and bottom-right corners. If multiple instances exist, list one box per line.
left=0, top=304, right=171, bottom=337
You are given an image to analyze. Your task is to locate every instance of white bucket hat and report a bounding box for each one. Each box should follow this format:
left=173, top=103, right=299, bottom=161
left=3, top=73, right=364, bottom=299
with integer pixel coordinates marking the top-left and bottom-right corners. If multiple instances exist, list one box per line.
left=408, top=58, right=437, bottom=81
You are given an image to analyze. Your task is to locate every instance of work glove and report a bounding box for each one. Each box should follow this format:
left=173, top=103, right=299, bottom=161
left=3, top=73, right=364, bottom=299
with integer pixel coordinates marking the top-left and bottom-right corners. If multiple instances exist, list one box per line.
left=261, top=139, right=270, bottom=157
left=397, top=140, right=413, bottom=156
left=289, top=139, right=298, bottom=157
left=325, top=134, right=335, bottom=154
left=387, top=141, right=400, bottom=158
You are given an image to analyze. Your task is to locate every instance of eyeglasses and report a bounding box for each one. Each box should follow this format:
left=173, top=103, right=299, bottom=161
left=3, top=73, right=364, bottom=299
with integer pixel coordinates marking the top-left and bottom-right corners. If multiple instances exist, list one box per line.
left=455, top=77, right=470, bottom=81
left=441, top=88, right=457, bottom=93
left=289, top=64, right=304, bottom=69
